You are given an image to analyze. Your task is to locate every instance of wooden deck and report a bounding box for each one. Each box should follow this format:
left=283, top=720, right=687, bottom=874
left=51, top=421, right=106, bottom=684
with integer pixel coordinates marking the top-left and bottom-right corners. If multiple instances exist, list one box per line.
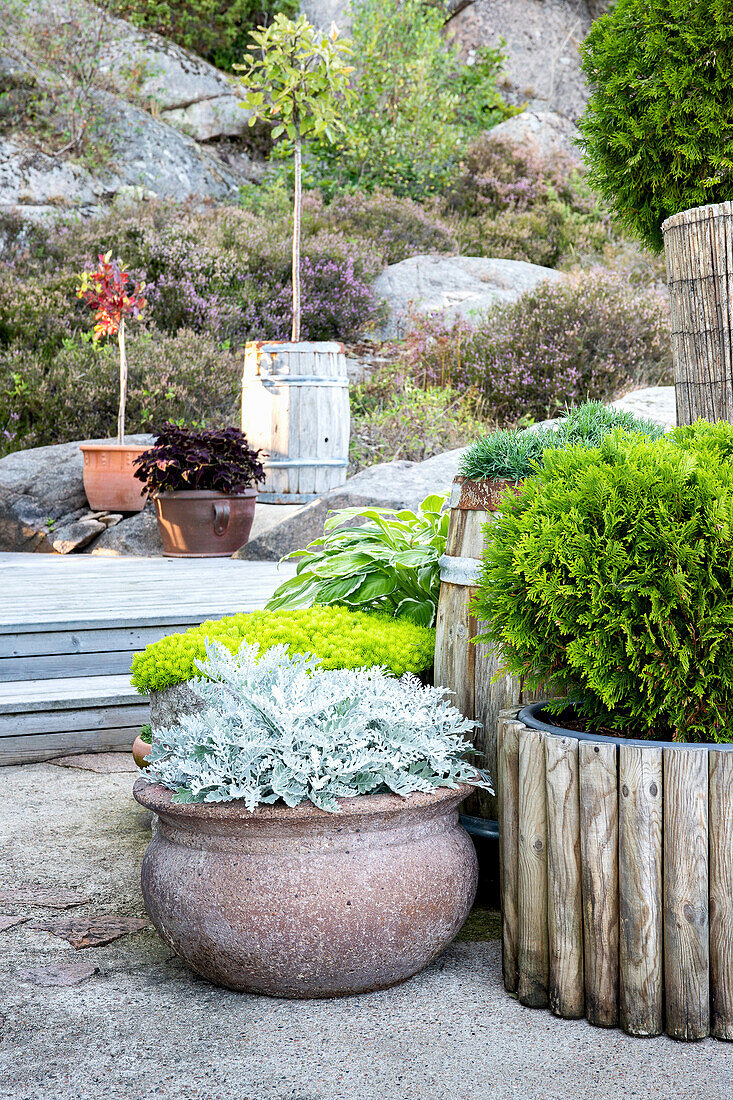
left=0, top=553, right=294, bottom=765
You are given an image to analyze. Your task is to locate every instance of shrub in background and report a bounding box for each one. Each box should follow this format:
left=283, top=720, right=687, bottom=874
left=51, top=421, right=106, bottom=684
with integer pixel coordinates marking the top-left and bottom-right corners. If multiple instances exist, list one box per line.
left=473, top=427, right=733, bottom=743
left=578, top=0, right=733, bottom=252
left=406, top=269, right=673, bottom=424
left=130, top=605, right=436, bottom=693
left=0, top=328, right=241, bottom=455
left=313, top=0, right=513, bottom=197
left=146, top=643, right=486, bottom=811
left=267, top=495, right=449, bottom=627
left=349, top=368, right=483, bottom=471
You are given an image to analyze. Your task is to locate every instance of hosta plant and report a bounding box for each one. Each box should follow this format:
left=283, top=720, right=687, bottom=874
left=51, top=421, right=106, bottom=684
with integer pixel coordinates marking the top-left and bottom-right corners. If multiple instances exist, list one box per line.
left=76, top=252, right=146, bottom=445
left=473, top=425, right=733, bottom=743
left=133, top=423, right=264, bottom=495
left=459, top=400, right=665, bottom=482
left=266, top=494, right=449, bottom=626
left=146, top=641, right=492, bottom=810
left=130, top=605, right=436, bottom=693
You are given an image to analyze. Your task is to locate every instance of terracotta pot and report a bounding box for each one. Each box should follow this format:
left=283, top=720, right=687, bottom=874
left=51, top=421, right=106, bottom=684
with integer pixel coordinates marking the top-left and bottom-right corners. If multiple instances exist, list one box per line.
left=133, top=778, right=478, bottom=997
left=79, top=443, right=148, bottom=512
left=132, top=735, right=152, bottom=770
left=154, top=490, right=256, bottom=557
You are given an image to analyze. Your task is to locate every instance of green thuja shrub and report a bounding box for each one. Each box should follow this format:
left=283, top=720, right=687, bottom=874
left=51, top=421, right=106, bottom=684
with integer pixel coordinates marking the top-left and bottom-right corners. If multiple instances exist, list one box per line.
left=578, top=0, right=733, bottom=252
left=473, top=427, right=733, bottom=742
left=130, top=606, right=435, bottom=693
left=459, top=401, right=665, bottom=482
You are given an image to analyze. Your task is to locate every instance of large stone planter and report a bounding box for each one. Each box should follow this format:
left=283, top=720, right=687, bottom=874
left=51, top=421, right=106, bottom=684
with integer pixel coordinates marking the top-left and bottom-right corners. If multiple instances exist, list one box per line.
left=497, top=704, right=733, bottom=1041
left=133, top=778, right=477, bottom=997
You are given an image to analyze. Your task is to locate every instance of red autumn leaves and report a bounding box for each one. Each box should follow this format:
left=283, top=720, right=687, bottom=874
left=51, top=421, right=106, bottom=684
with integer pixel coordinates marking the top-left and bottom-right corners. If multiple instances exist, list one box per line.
left=77, top=252, right=146, bottom=338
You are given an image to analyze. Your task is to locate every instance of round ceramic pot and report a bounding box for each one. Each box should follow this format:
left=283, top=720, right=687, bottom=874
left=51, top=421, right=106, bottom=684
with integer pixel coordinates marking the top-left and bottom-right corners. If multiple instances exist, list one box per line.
left=132, top=735, right=152, bottom=770
left=133, top=779, right=478, bottom=997
left=154, top=490, right=257, bottom=557
left=79, top=443, right=148, bottom=512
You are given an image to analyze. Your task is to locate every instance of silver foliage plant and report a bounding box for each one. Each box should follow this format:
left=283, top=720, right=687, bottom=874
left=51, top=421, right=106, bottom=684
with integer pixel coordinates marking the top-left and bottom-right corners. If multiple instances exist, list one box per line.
left=147, top=641, right=493, bottom=811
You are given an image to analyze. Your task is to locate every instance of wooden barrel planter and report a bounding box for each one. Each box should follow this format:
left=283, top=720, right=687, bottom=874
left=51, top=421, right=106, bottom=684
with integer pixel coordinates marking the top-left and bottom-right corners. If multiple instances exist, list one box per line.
left=663, top=201, right=733, bottom=425
left=497, top=703, right=733, bottom=1041
left=242, top=341, right=350, bottom=503
left=434, top=476, right=541, bottom=819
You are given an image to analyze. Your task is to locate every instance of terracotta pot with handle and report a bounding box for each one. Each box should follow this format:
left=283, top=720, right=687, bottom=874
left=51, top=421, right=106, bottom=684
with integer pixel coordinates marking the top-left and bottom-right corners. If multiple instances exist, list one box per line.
left=154, top=489, right=257, bottom=557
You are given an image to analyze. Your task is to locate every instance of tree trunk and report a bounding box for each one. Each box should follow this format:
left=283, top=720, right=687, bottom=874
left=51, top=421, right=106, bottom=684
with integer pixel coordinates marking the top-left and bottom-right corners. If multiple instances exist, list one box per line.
left=117, top=319, right=127, bottom=446
left=292, top=137, right=302, bottom=344
left=663, top=201, right=733, bottom=425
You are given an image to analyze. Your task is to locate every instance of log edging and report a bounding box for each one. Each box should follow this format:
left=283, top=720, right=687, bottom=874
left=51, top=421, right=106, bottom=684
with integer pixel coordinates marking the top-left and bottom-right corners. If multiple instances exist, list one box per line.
left=497, top=705, right=733, bottom=1040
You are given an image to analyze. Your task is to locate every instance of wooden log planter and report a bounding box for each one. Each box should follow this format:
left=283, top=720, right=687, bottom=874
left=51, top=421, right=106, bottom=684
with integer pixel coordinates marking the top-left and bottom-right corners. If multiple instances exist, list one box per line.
left=497, top=703, right=733, bottom=1041
left=434, top=476, right=541, bottom=818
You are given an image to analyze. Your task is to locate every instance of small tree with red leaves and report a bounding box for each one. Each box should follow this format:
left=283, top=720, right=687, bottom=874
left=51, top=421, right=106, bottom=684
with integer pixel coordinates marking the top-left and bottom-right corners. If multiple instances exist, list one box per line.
left=77, top=253, right=146, bottom=446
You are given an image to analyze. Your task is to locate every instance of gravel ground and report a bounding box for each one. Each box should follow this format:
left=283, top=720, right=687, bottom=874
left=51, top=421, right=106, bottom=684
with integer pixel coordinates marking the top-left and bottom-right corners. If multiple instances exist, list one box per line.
left=1, top=759, right=732, bottom=1100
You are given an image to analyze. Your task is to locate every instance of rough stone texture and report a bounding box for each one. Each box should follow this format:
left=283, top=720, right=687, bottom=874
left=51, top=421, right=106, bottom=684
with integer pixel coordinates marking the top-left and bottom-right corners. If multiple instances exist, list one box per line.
left=50, top=517, right=106, bottom=554
left=611, top=386, right=676, bottom=431
left=235, top=449, right=467, bottom=562
left=134, top=778, right=477, bottom=996
left=451, top=0, right=598, bottom=121
left=485, top=108, right=581, bottom=163
left=0, top=137, right=103, bottom=217
left=373, top=255, right=563, bottom=339
left=50, top=752, right=138, bottom=774
left=0, top=435, right=153, bottom=553
left=2, top=761, right=733, bottom=1099
left=86, top=505, right=163, bottom=557
left=16, top=962, right=98, bottom=987
left=0, top=916, right=29, bottom=933
left=149, top=683, right=205, bottom=733
left=0, top=887, right=89, bottom=909
left=31, top=915, right=150, bottom=949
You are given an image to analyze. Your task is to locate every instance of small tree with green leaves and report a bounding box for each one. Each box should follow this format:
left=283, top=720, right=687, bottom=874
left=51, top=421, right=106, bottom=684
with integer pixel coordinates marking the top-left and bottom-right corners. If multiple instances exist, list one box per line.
left=236, top=15, right=353, bottom=342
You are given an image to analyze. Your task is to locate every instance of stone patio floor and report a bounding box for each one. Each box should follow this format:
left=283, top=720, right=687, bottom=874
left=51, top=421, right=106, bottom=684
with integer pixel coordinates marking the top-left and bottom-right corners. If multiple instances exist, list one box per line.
left=1, top=757, right=732, bottom=1100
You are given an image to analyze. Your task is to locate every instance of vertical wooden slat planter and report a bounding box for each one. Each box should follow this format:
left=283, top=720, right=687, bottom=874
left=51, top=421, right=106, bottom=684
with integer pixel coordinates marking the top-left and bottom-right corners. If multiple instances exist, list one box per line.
left=498, top=703, right=733, bottom=1041
left=434, top=477, right=541, bottom=818
left=663, top=201, right=733, bottom=425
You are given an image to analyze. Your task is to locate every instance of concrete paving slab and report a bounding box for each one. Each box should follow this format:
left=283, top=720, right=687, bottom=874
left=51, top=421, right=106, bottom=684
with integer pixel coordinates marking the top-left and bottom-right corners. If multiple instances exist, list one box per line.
left=1, top=762, right=732, bottom=1100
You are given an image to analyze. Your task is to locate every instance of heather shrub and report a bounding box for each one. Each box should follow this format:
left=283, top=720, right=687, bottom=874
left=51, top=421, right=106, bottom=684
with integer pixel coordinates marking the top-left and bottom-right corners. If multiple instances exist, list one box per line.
left=130, top=605, right=436, bottom=693
left=473, top=428, right=733, bottom=742
left=405, top=269, right=672, bottom=424
left=349, top=367, right=483, bottom=471
left=578, top=0, right=733, bottom=251
left=0, top=328, right=241, bottom=455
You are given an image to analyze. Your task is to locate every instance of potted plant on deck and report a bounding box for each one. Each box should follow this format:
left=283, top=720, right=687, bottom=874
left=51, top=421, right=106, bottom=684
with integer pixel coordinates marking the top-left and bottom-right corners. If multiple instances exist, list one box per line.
left=473, top=422, right=733, bottom=1041
left=133, top=423, right=265, bottom=557
left=236, top=16, right=355, bottom=503
left=579, top=0, right=733, bottom=425
left=133, top=641, right=489, bottom=996
left=77, top=253, right=148, bottom=512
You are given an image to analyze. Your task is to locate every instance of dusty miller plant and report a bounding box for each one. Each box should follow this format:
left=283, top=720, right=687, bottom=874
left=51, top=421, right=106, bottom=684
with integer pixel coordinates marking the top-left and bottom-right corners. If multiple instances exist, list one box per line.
left=146, top=641, right=492, bottom=810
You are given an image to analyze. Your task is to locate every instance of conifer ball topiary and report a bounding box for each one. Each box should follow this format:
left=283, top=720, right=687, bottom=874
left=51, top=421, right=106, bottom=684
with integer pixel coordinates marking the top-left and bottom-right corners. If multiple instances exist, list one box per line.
left=473, top=424, right=733, bottom=743
left=578, top=0, right=733, bottom=252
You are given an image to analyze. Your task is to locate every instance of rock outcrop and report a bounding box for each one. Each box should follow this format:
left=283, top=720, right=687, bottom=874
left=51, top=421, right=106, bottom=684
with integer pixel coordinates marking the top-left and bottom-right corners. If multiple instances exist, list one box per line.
left=485, top=108, right=581, bottom=164
left=373, top=255, right=563, bottom=339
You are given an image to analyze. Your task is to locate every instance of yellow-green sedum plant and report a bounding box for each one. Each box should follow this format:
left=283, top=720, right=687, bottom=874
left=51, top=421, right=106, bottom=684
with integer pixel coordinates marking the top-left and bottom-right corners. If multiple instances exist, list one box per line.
left=266, top=495, right=449, bottom=627
left=130, top=605, right=435, bottom=694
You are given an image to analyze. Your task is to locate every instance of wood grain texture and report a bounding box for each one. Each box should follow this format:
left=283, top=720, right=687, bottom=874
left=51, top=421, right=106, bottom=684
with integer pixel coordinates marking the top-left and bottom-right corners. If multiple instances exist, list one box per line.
left=579, top=740, right=619, bottom=1027
left=545, top=734, right=583, bottom=1019
left=0, top=726, right=140, bottom=765
left=663, top=747, right=710, bottom=1040
left=434, top=583, right=475, bottom=723
left=517, top=725, right=549, bottom=1007
left=663, top=202, right=733, bottom=425
left=498, top=716, right=521, bottom=993
left=618, top=744, right=663, bottom=1037
left=709, top=750, right=733, bottom=1040
left=241, top=342, right=349, bottom=499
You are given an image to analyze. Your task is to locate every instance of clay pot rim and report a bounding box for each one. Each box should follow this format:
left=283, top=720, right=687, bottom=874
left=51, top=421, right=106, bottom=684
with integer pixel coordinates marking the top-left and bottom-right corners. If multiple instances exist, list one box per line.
left=133, top=777, right=473, bottom=823
left=79, top=442, right=151, bottom=453
left=155, top=489, right=258, bottom=500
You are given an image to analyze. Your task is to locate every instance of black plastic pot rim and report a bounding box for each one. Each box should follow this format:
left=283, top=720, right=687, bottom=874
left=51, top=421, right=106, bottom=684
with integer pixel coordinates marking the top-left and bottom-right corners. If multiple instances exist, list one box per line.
left=519, top=701, right=733, bottom=753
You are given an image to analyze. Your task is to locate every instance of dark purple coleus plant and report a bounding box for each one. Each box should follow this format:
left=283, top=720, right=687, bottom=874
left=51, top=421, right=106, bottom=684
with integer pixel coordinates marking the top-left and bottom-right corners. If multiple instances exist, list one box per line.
left=133, top=424, right=265, bottom=496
